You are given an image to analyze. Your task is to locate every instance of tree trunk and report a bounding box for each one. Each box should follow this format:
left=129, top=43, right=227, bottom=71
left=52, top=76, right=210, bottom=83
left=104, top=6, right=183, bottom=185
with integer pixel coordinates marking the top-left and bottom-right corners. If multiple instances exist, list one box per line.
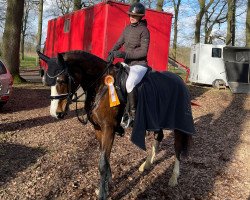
left=21, top=0, right=30, bottom=61
left=204, top=1, right=227, bottom=44
left=246, top=0, right=250, bottom=47
left=2, top=0, right=25, bottom=83
left=172, top=0, right=181, bottom=59
left=130, top=0, right=140, bottom=4
left=156, top=0, right=164, bottom=11
left=20, top=31, right=25, bottom=60
left=73, top=0, right=82, bottom=11
left=194, top=0, right=214, bottom=44
left=226, top=0, right=236, bottom=46
left=36, top=0, right=43, bottom=66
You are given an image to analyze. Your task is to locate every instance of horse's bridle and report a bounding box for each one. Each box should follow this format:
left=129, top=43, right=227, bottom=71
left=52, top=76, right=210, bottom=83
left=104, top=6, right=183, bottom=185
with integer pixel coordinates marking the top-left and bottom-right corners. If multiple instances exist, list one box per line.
left=49, top=60, right=113, bottom=123
left=49, top=72, right=75, bottom=101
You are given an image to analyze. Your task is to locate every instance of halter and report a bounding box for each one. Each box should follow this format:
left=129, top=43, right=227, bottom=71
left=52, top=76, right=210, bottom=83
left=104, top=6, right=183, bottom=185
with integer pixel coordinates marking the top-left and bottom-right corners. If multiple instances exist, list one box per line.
left=47, top=69, right=65, bottom=79
left=50, top=60, right=113, bottom=124
left=49, top=69, right=75, bottom=101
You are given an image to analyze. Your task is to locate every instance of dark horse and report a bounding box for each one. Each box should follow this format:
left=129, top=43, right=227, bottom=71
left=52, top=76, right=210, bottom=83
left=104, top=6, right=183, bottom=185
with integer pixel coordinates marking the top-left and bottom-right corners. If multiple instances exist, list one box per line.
left=37, top=50, right=194, bottom=200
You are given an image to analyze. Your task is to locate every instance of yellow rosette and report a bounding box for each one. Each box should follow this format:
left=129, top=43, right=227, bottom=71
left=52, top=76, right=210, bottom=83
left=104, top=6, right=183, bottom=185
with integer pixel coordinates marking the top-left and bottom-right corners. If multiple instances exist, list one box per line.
left=104, top=75, right=120, bottom=107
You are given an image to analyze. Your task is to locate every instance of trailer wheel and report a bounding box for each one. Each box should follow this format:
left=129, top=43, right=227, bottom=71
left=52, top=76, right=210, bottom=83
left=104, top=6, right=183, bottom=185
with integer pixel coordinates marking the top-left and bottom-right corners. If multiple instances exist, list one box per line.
left=212, top=79, right=226, bottom=90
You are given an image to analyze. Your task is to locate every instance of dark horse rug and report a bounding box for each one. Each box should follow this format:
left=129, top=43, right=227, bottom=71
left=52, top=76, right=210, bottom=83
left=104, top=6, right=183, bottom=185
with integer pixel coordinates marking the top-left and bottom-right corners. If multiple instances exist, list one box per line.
left=132, top=71, right=195, bottom=150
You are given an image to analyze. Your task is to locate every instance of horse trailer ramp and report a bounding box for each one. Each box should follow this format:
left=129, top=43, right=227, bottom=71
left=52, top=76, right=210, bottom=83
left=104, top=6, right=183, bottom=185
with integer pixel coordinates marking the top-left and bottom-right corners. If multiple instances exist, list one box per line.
left=223, top=46, right=250, bottom=94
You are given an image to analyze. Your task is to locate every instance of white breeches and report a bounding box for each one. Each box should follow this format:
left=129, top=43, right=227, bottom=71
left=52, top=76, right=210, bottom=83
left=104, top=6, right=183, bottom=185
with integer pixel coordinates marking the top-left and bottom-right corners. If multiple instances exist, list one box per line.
left=126, top=65, right=148, bottom=93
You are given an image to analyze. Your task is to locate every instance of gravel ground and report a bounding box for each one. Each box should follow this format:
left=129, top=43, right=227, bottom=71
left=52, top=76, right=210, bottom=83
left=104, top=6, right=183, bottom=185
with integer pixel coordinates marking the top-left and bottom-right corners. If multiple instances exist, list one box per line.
left=0, top=83, right=249, bottom=200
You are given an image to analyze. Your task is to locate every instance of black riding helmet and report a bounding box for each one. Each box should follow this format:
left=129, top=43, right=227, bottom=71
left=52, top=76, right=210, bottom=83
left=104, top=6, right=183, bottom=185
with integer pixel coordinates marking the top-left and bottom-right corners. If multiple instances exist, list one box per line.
left=127, top=2, right=145, bottom=17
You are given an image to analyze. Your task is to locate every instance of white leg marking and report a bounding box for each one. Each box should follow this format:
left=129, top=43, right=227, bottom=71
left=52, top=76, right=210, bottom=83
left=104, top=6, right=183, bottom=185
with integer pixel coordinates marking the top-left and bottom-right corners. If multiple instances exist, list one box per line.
left=95, top=189, right=99, bottom=196
left=50, top=86, right=59, bottom=118
left=168, top=157, right=180, bottom=187
left=139, top=140, right=159, bottom=172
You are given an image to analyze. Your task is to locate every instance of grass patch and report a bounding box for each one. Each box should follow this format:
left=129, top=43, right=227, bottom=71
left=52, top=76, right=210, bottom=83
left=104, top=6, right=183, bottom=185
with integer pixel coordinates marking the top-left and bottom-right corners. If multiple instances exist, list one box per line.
left=20, top=55, right=37, bottom=69
left=168, top=65, right=188, bottom=81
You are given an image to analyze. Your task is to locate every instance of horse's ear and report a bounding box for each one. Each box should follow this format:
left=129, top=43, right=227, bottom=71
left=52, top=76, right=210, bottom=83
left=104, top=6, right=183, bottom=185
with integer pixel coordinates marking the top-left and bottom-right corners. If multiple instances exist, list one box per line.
left=36, top=50, right=50, bottom=63
left=57, top=53, right=65, bottom=66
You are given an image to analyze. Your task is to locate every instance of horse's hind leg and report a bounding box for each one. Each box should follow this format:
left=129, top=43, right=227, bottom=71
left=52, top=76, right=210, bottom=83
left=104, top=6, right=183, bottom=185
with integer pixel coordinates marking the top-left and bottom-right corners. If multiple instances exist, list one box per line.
left=169, top=129, right=191, bottom=187
left=139, top=130, right=164, bottom=172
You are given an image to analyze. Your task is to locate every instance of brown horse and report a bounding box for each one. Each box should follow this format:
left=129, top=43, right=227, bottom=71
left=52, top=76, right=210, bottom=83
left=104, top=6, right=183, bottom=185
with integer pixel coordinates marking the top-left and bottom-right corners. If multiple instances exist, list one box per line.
left=37, top=50, right=193, bottom=200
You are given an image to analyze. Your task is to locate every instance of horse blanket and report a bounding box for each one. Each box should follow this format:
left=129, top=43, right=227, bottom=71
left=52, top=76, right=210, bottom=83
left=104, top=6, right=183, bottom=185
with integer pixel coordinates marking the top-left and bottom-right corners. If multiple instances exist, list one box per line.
left=131, top=71, right=195, bottom=150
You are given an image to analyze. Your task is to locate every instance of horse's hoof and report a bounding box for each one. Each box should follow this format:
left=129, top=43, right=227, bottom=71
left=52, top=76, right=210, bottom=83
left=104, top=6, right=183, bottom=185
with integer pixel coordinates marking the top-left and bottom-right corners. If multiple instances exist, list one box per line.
left=139, top=162, right=146, bottom=172
left=115, top=125, right=125, bottom=137
left=139, top=161, right=151, bottom=172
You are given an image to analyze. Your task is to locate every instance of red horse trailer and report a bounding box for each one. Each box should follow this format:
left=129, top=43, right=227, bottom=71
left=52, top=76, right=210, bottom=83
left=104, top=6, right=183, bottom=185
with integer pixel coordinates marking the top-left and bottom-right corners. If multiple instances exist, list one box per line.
left=41, top=0, right=172, bottom=71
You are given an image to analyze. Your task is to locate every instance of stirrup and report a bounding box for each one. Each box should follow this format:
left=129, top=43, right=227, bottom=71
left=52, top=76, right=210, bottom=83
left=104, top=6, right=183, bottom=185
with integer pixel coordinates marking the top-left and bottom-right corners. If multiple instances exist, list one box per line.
left=121, top=113, right=134, bottom=128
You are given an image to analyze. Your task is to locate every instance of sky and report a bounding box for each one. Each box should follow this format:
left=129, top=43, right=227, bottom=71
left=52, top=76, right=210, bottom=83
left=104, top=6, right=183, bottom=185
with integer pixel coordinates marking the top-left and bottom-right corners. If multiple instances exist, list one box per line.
left=163, top=0, right=247, bottom=46
left=18, top=0, right=249, bottom=48
left=40, top=0, right=247, bottom=47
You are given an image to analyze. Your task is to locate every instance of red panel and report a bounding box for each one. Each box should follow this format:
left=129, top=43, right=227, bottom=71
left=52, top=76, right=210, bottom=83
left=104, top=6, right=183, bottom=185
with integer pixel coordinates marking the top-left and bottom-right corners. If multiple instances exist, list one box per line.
left=42, top=19, right=57, bottom=70
left=69, top=10, right=85, bottom=50
left=146, top=10, right=172, bottom=71
left=43, top=1, right=172, bottom=71
left=104, top=2, right=130, bottom=63
left=105, top=1, right=172, bottom=71
left=90, top=3, right=107, bottom=58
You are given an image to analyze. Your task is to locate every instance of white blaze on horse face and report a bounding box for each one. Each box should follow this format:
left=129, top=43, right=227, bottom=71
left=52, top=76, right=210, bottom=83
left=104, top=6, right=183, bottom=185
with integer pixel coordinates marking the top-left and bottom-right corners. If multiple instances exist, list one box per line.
left=50, top=86, right=59, bottom=118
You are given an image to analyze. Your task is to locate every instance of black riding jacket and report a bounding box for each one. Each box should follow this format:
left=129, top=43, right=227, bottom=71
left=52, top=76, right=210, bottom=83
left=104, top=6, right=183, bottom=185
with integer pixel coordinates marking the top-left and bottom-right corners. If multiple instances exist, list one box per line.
left=111, top=19, right=150, bottom=66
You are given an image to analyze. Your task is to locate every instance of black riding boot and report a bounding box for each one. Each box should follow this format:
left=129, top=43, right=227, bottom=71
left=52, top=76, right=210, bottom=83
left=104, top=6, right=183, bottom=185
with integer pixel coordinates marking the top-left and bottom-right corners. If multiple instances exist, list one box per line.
left=128, top=88, right=137, bottom=120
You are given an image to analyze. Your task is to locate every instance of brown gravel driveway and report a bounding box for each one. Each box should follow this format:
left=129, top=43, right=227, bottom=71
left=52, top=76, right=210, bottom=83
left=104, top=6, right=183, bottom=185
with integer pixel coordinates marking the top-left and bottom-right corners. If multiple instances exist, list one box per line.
left=0, top=83, right=249, bottom=200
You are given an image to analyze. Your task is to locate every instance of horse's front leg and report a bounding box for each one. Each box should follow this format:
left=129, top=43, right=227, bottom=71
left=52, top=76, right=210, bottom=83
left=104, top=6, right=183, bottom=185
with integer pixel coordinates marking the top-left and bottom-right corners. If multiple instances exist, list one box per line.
left=95, top=127, right=115, bottom=200
left=139, top=130, right=164, bottom=172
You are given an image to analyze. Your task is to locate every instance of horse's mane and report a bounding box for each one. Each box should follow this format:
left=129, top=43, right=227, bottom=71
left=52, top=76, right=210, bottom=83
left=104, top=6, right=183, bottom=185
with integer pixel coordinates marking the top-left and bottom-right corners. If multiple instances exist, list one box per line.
left=62, top=50, right=108, bottom=67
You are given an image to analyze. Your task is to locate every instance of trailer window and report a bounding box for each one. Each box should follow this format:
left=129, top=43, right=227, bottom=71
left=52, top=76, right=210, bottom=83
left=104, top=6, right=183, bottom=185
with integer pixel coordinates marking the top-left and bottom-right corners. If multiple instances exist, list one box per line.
left=64, top=18, right=70, bottom=33
left=212, top=48, right=222, bottom=58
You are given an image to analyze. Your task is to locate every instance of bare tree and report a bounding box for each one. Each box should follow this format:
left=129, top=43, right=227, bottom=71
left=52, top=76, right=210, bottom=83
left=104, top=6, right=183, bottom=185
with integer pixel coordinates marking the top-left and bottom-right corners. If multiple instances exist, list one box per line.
left=226, top=0, right=236, bottom=45
left=156, top=0, right=164, bottom=11
left=21, top=0, right=33, bottom=60
left=2, top=0, right=25, bottom=82
left=246, top=0, right=250, bottom=47
left=130, top=0, right=140, bottom=4
left=45, top=0, right=73, bottom=16
left=194, top=0, right=214, bottom=43
left=0, top=0, right=7, bottom=29
left=171, top=0, right=181, bottom=59
left=35, top=0, right=44, bottom=67
left=204, top=0, right=227, bottom=44
left=141, top=0, right=153, bottom=8
left=74, top=0, right=82, bottom=10
left=45, top=0, right=100, bottom=17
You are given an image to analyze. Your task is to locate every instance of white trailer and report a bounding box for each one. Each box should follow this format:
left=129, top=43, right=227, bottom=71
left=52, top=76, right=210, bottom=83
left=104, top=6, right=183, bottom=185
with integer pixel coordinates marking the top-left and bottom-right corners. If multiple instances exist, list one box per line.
left=189, top=43, right=228, bottom=88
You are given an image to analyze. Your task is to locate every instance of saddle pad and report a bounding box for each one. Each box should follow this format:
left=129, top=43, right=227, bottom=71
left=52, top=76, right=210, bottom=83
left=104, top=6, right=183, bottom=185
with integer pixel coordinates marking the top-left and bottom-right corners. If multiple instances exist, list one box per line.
left=131, top=71, right=195, bottom=150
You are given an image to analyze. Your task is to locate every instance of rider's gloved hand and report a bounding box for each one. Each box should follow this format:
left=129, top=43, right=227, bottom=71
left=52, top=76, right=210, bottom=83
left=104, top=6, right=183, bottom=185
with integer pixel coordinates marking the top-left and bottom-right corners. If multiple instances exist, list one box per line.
left=113, top=51, right=126, bottom=59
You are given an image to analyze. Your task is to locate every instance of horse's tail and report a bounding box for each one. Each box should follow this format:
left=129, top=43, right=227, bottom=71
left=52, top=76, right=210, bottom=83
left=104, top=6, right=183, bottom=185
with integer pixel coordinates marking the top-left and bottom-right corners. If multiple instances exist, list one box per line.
left=174, top=130, right=192, bottom=160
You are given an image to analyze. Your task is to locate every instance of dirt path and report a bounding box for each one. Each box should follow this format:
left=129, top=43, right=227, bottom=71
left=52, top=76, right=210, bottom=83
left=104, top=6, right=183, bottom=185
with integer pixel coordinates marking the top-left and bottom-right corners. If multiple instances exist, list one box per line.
left=0, top=83, right=249, bottom=200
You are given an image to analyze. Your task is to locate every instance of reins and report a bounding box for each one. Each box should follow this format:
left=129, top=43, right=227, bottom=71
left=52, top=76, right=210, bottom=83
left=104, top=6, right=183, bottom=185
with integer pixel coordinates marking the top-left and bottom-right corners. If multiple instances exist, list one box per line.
left=84, top=61, right=112, bottom=91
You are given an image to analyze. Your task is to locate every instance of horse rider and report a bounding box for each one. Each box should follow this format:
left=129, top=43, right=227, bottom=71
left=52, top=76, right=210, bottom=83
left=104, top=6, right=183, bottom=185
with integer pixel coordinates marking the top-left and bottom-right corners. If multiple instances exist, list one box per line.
left=108, top=2, right=150, bottom=121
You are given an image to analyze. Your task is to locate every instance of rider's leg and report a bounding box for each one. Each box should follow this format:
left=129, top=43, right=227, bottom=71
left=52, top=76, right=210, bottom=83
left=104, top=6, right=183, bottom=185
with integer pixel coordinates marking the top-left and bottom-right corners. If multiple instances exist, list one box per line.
left=127, top=87, right=137, bottom=118
left=126, top=65, right=147, bottom=119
